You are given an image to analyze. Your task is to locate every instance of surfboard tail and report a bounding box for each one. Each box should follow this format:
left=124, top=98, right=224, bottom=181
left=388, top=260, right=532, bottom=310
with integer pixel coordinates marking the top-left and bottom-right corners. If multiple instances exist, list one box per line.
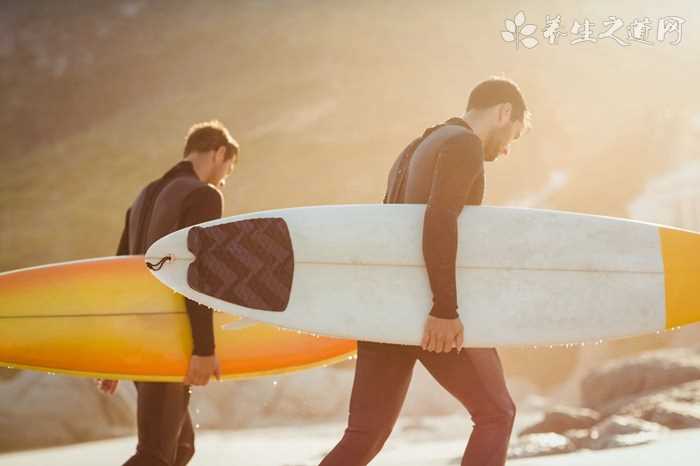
left=659, top=227, right=700, bottom=329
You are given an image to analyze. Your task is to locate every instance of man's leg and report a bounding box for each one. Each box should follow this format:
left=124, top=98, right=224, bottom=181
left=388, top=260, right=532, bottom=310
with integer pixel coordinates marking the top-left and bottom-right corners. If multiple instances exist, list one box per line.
left=319, top=341, right=417, bottom=466
left=174, top=411, right=195, bottom=466
left=123, top=382, right=192, bottom=466
left=419, top=348, right=516, bottom=466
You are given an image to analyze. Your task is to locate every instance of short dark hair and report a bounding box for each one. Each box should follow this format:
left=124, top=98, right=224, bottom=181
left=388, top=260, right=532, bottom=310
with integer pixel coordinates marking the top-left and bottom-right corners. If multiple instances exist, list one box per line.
left=183, top=120, right=239, bottom=161
left=467, top=77, right=530, bottom=127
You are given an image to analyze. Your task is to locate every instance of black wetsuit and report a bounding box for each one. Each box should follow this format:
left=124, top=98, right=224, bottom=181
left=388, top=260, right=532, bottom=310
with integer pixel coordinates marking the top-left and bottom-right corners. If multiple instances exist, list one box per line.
left=319, top=118, right=515, bottom=466
left=116, top=160, right=223, bottom=466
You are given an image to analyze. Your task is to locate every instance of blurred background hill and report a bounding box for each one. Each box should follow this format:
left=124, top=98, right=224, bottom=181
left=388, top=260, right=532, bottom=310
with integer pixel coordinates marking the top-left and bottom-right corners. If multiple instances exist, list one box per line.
left=2, top=0, right=700, bottom=400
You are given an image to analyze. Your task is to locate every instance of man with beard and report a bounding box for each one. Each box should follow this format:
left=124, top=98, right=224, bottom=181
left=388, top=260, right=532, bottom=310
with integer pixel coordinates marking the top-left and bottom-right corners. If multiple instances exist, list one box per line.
left=98, top=120, right=239, bottom=466
left=319, top=77, right=530, bottom=466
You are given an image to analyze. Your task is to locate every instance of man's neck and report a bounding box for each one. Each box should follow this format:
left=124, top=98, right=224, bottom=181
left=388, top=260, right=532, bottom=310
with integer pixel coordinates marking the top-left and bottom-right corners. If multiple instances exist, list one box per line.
left=461, top=112, right=488, bottom=143
left=182, top=156, right=209, bottom=183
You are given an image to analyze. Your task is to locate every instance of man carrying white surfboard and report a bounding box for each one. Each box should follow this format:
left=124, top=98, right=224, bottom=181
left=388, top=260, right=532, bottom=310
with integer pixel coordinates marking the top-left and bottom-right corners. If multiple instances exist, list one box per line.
left=319, top=77, right=530, bottom=466
left=98, top=121, right=238, bottom=466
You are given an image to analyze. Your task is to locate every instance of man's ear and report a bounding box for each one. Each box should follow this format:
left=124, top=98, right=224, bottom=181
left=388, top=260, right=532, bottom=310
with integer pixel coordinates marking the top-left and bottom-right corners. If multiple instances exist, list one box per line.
left=499, top=102, right=513, bottom=124
left=214, top=145, right=227, bottom=163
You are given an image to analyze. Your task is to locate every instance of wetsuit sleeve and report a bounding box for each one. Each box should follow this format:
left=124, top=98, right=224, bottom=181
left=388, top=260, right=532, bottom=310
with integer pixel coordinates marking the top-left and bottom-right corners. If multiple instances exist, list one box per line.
left=423, top=134, right=483, bottom=319
left=116, top=209, right=131, bottom=256
left=181, top=186, right=224, bottom=356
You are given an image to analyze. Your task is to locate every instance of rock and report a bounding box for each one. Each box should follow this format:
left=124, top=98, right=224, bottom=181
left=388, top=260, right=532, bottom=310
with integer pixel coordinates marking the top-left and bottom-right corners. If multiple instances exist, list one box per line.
left=190, top=366, right=355, bottom=430
left=638, top=401, right=700, bottom=429
left=580, top=347, right=700, bottom=410
left=562, top=428, right=594, bottom=449
left=589, top=415, right=668, bottom=450
left=0, top=371, right=135, bottom=453
left=507, top=433, right=577, bottom=459
left=614, top=380, right=700, bottom=430
left=559, top=416, right=668, bottom=452
left=519, top=405, right=600, bottom=436
left=594, top=415, right=666, bottom=437
left=264, top=368, right=354, bottom=422
left=598, top=432, right=659, bottom=449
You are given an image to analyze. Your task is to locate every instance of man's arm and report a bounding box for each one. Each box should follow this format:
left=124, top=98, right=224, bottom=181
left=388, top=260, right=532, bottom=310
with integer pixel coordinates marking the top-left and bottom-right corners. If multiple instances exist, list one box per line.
left=421, top=134, right=483, bottom=351
left=180, top=186, right=224, bottom=357
left=180, top=185, right=224, bottom=385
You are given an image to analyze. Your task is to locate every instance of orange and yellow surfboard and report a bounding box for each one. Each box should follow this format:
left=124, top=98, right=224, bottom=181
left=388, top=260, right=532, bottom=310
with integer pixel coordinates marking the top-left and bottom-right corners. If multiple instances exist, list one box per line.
left=0, top=256, right=356, bottom=381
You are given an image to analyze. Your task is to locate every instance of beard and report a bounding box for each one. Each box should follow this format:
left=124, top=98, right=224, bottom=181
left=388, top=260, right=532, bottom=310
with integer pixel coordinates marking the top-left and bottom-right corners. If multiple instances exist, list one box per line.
left=483, top=125, right=510, bottom=161
left=483, top=140, right=500, bottom=162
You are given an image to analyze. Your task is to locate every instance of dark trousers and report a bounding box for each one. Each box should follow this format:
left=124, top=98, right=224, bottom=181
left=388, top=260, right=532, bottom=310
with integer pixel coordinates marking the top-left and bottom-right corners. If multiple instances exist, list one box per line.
left=122, top=382, right=195, bottom=466
left=319, top=341, right=516, bottom=466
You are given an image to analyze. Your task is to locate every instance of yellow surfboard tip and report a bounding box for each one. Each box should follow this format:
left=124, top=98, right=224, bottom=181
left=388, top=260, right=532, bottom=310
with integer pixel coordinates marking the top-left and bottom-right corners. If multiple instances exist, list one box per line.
left=660, top=227, right=700, bottom=329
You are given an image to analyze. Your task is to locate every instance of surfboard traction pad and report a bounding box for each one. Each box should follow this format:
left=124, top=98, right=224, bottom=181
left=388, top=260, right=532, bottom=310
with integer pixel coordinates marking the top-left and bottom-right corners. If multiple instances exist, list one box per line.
left=187, top=218, right=294, bottom=312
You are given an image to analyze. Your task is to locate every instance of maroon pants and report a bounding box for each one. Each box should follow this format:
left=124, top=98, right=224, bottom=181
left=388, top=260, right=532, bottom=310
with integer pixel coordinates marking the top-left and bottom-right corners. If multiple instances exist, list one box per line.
left=122, top=382, right=195, bottom=466
left=319, top=341, right=516, bottom=466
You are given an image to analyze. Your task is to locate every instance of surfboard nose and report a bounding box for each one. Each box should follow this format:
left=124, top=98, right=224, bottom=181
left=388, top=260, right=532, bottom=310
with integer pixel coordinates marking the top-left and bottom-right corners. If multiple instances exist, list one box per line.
left=186, top=218, right=294, bottom=312
left=659, top=227, right=700, bottom=329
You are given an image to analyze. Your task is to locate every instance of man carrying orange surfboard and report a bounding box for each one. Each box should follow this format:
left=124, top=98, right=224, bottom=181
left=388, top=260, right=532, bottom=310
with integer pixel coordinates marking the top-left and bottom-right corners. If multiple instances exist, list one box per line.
left=319, top=77, right=530, bottom=466
left=98, top=121, right=239, bottom=466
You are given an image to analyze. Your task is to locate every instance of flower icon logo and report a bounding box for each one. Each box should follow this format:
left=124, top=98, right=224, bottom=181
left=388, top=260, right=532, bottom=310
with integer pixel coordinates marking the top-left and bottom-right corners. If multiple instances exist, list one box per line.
left=501, top=11, right=539, bottom=49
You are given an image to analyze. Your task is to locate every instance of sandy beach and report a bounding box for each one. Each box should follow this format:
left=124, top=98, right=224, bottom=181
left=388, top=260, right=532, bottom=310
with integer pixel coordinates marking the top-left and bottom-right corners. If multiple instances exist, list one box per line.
left=2, top=414, right=698, bottom=466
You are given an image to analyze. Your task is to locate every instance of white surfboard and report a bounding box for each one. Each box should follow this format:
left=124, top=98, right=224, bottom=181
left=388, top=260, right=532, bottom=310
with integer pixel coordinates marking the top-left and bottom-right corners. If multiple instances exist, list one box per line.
left=145, top=204, right=700, bottom=347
